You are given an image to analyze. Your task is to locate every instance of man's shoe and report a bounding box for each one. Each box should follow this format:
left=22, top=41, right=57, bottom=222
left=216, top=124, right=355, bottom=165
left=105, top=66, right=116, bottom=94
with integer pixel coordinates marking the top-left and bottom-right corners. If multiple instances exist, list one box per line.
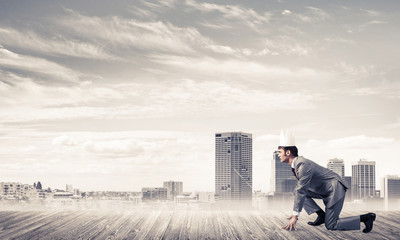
left=362, top=213, right=376, bottom=233
left=307, top=215, right=325, bottom=226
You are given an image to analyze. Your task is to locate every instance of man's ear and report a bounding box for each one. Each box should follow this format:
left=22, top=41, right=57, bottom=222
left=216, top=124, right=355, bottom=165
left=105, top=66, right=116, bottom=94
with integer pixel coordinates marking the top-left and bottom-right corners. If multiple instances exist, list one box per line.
left=286, top=150, right=291, bottom=156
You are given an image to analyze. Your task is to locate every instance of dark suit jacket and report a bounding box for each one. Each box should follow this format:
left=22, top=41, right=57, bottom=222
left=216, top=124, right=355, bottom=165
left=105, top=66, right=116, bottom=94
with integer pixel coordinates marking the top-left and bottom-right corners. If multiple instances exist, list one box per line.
left=293, top=156, right=348, bottom=213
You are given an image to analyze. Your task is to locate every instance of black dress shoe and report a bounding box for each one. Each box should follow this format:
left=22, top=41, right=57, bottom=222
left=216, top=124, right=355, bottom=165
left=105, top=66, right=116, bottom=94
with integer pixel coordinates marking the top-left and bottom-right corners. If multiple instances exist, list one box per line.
left=362, top=213, right=376, bottom=233
left=307, top=215, right=325, bottom=226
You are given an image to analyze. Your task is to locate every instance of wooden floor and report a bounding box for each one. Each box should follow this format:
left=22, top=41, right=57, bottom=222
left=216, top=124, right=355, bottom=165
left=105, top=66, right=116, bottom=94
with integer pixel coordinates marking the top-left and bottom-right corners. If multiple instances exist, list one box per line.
left=0, top=210, right=398, bottom=239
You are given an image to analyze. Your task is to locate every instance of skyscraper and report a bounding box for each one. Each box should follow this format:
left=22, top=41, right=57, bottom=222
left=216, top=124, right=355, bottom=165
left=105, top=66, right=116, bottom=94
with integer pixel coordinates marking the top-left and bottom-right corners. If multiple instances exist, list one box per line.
left=215, top=132, right=252, bottom=202
left=351, top=159, right=376, bottom=199
left=163, top=181, right=183, bottom=201
left=382, top=175, right=400, bottom=210
left=327, top=158, right=345, bottom=179
left=271, top=151, right=296, bottom=193
left=343, top=176, right=352, bottom=201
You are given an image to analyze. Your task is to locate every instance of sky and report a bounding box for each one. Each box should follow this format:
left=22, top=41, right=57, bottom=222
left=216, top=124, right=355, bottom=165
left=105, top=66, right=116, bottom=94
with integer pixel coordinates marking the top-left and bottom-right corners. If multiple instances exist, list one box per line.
left=0, top=0, right=399, bottom=192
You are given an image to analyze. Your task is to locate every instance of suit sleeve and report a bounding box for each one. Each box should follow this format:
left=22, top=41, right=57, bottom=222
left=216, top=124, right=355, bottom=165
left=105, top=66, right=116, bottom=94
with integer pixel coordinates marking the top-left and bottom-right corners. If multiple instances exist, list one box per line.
left=293, top=161, right=314, bottom=213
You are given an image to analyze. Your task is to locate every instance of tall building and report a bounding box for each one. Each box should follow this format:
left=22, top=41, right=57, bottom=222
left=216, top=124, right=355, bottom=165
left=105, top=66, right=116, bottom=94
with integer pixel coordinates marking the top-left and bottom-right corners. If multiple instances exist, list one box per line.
left=215, top=132, right=252, bottom=202
left=351, top=159, right=376, bottom=199
left=382, top=175, right=400, bottom=210
left=271, top=151, right=296, bottom=193
left=163, top=181, right=183, bottom=200
left=343, top=176, right=352, bottom=201
left=327, top=158, right=345, bottom=179
left=382, top=175, right=400, bottom=198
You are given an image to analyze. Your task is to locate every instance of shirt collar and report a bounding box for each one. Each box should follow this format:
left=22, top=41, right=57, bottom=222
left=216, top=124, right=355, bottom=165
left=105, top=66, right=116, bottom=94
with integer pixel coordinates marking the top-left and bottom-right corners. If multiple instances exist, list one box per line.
left=291, top=157, right=298, bottom=168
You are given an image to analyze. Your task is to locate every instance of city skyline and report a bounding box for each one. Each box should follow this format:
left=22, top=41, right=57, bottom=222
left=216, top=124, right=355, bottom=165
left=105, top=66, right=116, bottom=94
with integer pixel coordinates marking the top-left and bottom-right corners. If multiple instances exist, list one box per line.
left=1, top=0, right=399, bottom=192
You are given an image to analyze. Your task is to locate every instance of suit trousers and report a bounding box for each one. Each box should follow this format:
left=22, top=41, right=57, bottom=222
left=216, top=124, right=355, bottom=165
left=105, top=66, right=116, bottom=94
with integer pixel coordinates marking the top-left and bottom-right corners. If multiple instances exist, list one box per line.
left=303, top=192, right=360, bottom=231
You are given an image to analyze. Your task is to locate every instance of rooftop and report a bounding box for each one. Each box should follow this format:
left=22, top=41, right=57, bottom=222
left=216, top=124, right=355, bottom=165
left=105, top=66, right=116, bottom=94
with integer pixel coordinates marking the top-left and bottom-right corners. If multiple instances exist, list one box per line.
left=0, top=210, right=398, bottom=239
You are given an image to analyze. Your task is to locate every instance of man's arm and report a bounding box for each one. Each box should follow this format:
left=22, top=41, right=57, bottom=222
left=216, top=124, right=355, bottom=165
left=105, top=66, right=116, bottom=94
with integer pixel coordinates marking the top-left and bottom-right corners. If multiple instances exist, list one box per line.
left=293, top=162, right=314, bottom=213
left=283, top=162, right=314, bottom=231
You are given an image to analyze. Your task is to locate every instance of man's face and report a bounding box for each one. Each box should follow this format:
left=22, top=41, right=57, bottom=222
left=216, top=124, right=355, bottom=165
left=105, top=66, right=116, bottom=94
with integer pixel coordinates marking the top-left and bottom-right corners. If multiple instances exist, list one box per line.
left=278, top=148, right=289, bottom=163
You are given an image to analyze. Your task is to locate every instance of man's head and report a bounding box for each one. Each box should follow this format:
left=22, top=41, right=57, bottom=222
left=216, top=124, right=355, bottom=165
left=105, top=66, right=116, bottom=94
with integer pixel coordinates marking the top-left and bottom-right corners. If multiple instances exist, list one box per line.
left=278, top=146, right=298, bottom=164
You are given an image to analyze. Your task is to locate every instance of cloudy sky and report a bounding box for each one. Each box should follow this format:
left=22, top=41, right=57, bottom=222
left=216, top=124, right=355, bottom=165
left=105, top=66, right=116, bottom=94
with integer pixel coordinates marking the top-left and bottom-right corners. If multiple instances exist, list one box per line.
left=1, top=0, right=399, bottom=192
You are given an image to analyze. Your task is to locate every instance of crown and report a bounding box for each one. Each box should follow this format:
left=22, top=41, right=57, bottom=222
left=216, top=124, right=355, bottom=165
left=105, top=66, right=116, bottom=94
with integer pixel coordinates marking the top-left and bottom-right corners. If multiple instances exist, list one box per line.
left=280, top=129, right=295, bottom=146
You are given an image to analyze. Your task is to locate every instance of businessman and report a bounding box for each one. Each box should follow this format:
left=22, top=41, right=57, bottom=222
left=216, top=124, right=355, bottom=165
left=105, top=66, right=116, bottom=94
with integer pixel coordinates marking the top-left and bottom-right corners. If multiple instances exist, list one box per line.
left=279, top=130, right=376, bottom=233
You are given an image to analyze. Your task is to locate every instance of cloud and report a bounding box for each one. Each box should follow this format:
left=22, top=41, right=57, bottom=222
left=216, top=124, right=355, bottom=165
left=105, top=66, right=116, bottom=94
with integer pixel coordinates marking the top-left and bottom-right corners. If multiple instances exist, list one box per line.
left=358, top=20, right=388, bottom=31
left=366, top=20, right=387, bottom=25
left=140, top=0, right=177, bottom=9
left=128, top=5, right=158, bottom=19
left=205, top=45, right=237, bottom=55
left=255, top=134, right=279, bottom=142
left=199, top=21, right=233, bottom=29
left=59, top=12, right=199, bottom=54
left=136, top=79, right=317, bottom=115
left=360, top=9, right=381, bottom=17
left=353, top=88, right=378, bottom=96
left=18, top=145, right=37, bottom=152
left=0, top=47, right=80, bottom=82
left=149, top=55, right=322, bottom=82
left=282, top=10, right=292, bottom=15
left=306, top=7, right=329, bottom=20
left=385, top=117, right=400, bottom=130
left=324, top=37, right=354, bottom=44
left=297, top=6, right=329, bottom=22
left=185, top=0, right=271, bottom=31
left=52, top=135, right=77, bottom=146
left=333, top=62, right=378, bottom=82
left=0, top=70, right=122, bottom=109
left=332, top=64, right=400, bottom=98
left=0, top=77, right=318, bottom=123
left=258, top=39, right=310, bottom=56
left=327, top=135, right=395, bottom=149
left=83, top=139, right=144, bottom=156
left=57, top=10, right=241, bottom=57
left=0, top=28, right=113, bottom=59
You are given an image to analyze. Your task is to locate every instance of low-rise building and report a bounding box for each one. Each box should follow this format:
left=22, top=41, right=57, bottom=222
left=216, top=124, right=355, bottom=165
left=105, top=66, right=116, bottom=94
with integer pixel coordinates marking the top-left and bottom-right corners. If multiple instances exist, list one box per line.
left=142, top=187, right=168, bottom=201
left=1, top=182, right=24, bottom=199
left=198, top=192, right=215, bottom=203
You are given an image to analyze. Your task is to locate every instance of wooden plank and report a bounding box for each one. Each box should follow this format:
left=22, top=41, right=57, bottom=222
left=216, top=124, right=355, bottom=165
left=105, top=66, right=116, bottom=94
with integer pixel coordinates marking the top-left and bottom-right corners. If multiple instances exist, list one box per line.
left=129, top=210, right=161, bottom=240
left=0, top=210, right=398, bottom=239
left=12, top=211, right=87, bottom=240
left=74, top=212, right=122, bottom=240
left=258, top=210, right=298, bottom=240
left=0, top=211, right=63, bottom=239
left=140, top=211, right=174, bottom=239
left=161, top=209, right=186, bottom=240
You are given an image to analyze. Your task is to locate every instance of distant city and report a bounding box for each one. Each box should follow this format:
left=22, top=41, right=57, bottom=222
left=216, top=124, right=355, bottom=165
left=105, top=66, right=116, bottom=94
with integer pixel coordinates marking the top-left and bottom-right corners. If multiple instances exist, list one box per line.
left=1, top=131, right=399, bottom=211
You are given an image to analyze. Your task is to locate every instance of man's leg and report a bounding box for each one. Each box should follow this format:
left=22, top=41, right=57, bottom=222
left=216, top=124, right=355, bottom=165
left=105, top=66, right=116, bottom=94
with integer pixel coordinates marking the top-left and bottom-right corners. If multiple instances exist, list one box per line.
left=303, top=195, right=325, bottom=226
left=324, top=196, right=360, bottom=231
left=303, top=194, right=322, bottom=215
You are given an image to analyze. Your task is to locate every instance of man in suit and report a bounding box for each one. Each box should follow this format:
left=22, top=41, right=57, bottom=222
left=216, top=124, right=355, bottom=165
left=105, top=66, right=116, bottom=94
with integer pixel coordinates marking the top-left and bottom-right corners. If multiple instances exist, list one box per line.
left=279, top=130, right=376, bottom=233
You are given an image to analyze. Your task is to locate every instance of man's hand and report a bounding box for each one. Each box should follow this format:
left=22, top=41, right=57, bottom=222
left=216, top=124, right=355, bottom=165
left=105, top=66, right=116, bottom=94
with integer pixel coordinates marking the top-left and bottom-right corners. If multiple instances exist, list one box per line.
left=282, top=215, right=298, bottom=231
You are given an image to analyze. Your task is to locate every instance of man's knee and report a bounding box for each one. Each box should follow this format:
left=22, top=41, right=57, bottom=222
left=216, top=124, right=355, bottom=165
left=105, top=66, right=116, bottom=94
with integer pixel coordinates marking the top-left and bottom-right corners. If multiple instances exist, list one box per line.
left=325, top=221, right=336, bottom=231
